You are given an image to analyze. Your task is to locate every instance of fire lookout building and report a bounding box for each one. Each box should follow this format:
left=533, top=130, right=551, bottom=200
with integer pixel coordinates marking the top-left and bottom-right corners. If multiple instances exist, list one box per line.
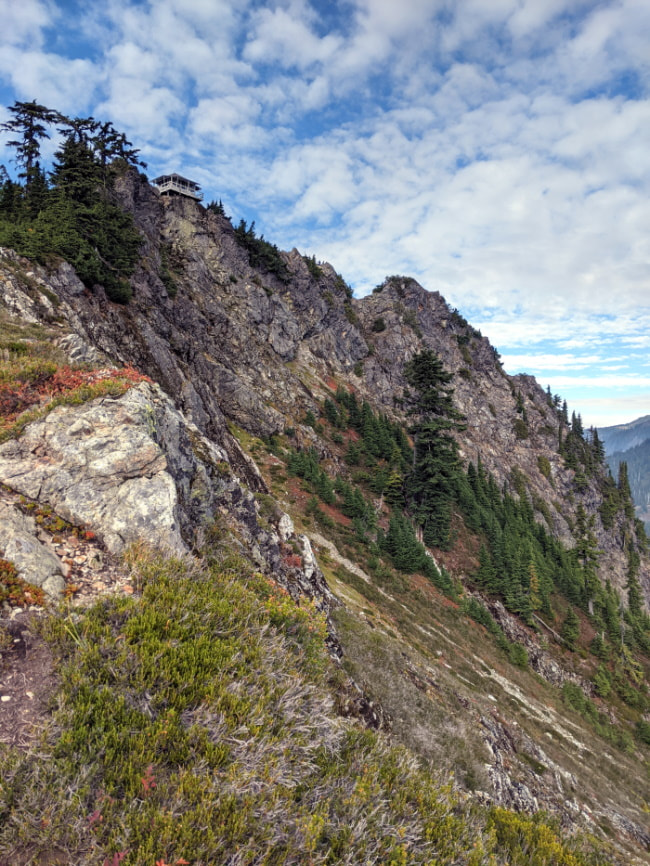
left=153, top=173, right=203, bottom=201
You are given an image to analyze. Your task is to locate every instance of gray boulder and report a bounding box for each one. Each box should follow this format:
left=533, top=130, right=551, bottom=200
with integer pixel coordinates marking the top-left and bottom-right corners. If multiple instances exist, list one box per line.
left=0, top=503, right=65, bottom=599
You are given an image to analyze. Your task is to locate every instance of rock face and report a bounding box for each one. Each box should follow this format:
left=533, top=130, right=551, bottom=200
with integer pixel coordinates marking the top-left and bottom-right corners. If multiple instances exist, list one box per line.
left=1, top=178, right=646, bottom=607
left=0, top=380, right=332, bottom=608
left=0, top=385, right=184, bottom=556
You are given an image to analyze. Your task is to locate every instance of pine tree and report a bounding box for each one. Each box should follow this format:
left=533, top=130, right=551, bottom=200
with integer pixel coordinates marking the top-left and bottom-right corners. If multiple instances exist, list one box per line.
left=573, top=504, right=600, bottom=610
left=561, top=400, right=569, bottom=424
left=617, top=461, right=636, bottom=520
left=593, top=664, right=612, bottom=698
left=590, top=427, right=605, bottom=463
left=626, top=546, right=643, bottom=619
left=383, top=511, right=423, bottom=572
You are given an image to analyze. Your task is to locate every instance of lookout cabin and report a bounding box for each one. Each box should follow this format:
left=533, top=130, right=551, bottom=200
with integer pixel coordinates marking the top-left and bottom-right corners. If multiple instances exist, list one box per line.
left=153, top=173, right=203, bottom=201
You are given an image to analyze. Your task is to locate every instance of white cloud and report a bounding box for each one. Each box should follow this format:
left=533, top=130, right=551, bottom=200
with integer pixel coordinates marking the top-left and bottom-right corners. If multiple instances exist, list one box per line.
left=545, top=374, right=650, bottom=390
left=568, top=393, right=650, bottom=429
left=0, top=0, right=54, bottom=48
left=0, top=48, right=100, bottom=112
left=501, top=353, right=614, bottom=372
left=244, top=5, right=342, bottom=70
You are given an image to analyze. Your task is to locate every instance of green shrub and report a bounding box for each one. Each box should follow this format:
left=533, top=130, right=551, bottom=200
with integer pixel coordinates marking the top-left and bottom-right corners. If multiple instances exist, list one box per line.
left=0, top=546, right=615, bottom=865
left=514, top=418, right=529, bottom=440
left=537, top=455, right=552, bottom=480
left=344, top=301, right=359, bottom=325
left=507, top=642, right=529, bottom=668
left=635, top=720, right=650, bottom=745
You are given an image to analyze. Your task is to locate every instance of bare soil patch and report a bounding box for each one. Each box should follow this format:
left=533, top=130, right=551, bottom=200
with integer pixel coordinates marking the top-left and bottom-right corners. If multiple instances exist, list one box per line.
left=0, top=610, right=57, bottom=749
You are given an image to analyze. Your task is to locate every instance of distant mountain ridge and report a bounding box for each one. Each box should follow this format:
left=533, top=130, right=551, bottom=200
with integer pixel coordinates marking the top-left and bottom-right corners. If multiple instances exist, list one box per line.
left=600, top=416, right=650, bottom=530
left=600, top=414, right=650, bottom=454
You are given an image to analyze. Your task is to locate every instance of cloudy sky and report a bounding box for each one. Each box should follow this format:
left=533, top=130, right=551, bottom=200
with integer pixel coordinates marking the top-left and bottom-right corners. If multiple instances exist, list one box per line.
left=1, top=0, right=649, bottom=428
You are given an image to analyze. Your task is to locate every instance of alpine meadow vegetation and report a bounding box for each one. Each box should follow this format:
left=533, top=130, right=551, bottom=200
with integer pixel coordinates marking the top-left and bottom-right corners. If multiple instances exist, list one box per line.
left=0, top=546, right=613, bottom=865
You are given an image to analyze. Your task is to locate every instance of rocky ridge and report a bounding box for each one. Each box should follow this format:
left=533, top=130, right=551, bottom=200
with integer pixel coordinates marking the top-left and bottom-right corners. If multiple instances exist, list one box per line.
left=2, top=170, right=643, bottom=607
left=1, top=174, right=649, bottom=859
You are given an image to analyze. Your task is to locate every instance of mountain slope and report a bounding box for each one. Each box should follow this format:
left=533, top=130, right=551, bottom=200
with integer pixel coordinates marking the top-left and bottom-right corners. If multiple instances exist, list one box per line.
left=608, top=438, right=650, bottom=529
left=1, top=170, right=650, bottom=862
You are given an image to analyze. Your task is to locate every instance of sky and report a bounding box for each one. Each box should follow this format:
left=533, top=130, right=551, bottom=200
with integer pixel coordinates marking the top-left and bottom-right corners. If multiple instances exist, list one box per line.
left=1, top=0, right=649, bottom=429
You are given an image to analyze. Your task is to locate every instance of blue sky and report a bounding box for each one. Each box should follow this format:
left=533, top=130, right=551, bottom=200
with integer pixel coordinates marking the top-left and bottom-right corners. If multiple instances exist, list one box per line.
left=1, top=0, right=649, bottom=429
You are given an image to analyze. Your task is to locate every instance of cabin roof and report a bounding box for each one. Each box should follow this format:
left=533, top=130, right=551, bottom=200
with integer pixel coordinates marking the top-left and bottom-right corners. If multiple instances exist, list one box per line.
left=153, top=173, right=201, bottom=190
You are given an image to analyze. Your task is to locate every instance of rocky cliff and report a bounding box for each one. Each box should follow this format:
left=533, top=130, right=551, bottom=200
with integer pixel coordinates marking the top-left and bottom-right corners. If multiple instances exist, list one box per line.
left=3, top=169, right=645, bottom=608
left=1, top=172, right=649, bottom=861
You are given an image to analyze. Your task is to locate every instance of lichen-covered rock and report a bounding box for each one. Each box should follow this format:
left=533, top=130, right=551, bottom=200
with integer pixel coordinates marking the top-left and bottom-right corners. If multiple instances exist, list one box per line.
left=0, top=381, right=334, bottom=609
left=0, top=503, right=65, bottom=598
left=0, top=384, right=185, bottom=555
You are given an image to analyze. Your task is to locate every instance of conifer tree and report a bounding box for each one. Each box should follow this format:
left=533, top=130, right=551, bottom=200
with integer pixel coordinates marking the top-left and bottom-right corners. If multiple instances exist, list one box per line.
left=561, top=400, right=569, bottom=424
left=0, top=100, right=60, bottom=188
left=0, top=100, right=142, bottom=302
left=561, top=607, right=580, bottom=650
left=402, top=350, right=465, bottom=548
left=626, top=546, right=643, bottom=619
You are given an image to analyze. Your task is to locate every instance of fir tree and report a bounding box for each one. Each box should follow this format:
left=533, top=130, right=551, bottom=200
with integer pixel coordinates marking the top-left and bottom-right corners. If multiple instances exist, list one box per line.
left=626, top=546, right=643, bottom=619
left=561, top=607, right=580, bottom=650
left=402, top=350, right=465, bottom=549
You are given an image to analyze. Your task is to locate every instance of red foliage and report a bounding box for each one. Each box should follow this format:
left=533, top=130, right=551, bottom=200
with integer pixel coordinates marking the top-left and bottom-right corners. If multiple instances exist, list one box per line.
left=46, top=365, right=151, bottom=396
left=103, top=854, right=127, bottom=866
left=0, top=381, right=40, bottom=418
left=282, top=553, right=303, bottom=569
left=87, top=809, right=103, bottom=827
left=141, top=764, right=157, bottom=794
left=0, top=364, right=151, bottom=427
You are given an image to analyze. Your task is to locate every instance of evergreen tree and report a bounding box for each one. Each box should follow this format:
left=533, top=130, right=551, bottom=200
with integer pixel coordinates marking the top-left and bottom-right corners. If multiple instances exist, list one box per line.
left=402, top=350, right=465, bottom=549
left=0, top=100, right=61, bottom=188
left=561, top=607, right=580, bottom=650
left=593, top=664, right=612, bottom=698
left=590, top=632, right=609, bottom=660
left=617, top=461, right=636, bottom=520
left=602, top=581, right=623, bottom=645
left=571, top=411, right=584, bottom=438
left=590, top=427, right=605, bottom=463
left=561, top=400, right=569, bottom=424
left=0, top=100, right=142, bottom=303
left=573, top=504, right=600, bottom=609
left=626, top=546, right=643, bottom=619
left=51, top=132, right=101, bottom=206
left=383, top=511, right=424, bottom=572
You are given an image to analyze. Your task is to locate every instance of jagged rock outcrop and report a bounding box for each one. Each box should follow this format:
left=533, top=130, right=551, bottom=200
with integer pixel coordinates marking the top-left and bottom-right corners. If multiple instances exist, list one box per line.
left=2, top=174, right=649, bottom=859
